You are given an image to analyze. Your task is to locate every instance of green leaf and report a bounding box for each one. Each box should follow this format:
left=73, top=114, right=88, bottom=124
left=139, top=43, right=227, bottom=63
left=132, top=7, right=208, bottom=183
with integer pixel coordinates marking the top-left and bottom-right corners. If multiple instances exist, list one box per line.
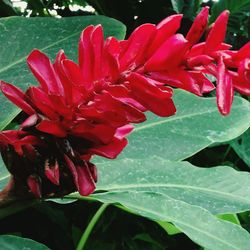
left=0, top=235, right=50, bottom=249
left=91, top=157, right=250, bottom=214
left=0, top=15, right=126, bottom=131
left=231, top=129, right=250, bottom=167
left=107, top=91, right=250, bottom=162
left=87, top=191, right=250, bottom=250
left=68, top=157, right=250, bottom=249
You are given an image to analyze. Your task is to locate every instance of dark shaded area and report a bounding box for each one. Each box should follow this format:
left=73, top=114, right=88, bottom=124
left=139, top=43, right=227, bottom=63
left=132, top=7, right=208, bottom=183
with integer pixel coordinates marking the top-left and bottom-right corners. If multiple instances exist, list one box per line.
left=0, top=200, right=200, bottom=250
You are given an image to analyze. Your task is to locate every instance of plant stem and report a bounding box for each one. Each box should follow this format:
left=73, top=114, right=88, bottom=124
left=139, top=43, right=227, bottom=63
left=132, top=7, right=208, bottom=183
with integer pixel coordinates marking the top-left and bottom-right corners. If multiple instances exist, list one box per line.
left=76, top=203, right=108, bottom=250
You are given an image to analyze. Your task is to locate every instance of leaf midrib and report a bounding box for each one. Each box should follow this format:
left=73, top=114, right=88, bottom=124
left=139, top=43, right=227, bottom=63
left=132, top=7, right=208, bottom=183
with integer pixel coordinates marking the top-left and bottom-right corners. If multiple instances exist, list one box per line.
left=0, top=30, right=80, bottom=74
left=0, top=174, right=9, bottom=182
left=116, top=199, right=242, bottom=250
left=96, top=183, right=250, bottom=204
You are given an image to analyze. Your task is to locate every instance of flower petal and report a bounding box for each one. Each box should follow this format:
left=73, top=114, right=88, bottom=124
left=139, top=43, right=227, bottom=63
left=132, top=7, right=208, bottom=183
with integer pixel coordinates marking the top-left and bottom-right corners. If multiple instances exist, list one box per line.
left=53, top=50, right=73, bottom=105
left=72, top=122, right=115, bottom=144
left=91, top=25, right=104, bottom=80
left=145, top=34, right=189, bottom=71
left=0, top=81, right=35, bottom=115
left=45, top=159, right=60, bottom=186
left=127, top=73, right=176, bottom=116
left=189, top=71, right=215, bottom=93
left=64, top=154, right=79, bottom=189
left=148, top=70, right=202, bottom=96
left=27, top=175, right=42, bottom=198
left=64, top=155, right=95, bottom=196
left=119, top=24, right=156, bottom=70
left=147, top=14, right=183, bottom=57
left=78, top=25, right=95, bottom=83
left=21, top=114, right=39, bottom=129
left=90, top=137, right=128, bottom=159
left=216, top=57, right=234, bottom=115
left=115, top=125, right=134, bottom=139
left=76, top=163, right=96, bottom=196
left=94, top=92, right=146, bottom=124
left=234, top=42, right=250, bottom=61
left=36, top=120, right=66, bottom=137
left=186, top=7, right=209, bottom=45
left=62, top=59, right=92, bottom=97
left=27, top=87, right=58, bottom=119
left=27, top=49, right=64, bottom=95
left=205, top=10, right=229, bottom=53
left=187, top=55, right=213, bottom=68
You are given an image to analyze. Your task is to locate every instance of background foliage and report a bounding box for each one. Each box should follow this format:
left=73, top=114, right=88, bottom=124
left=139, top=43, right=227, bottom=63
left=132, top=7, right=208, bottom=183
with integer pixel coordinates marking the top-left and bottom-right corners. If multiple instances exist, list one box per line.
left=0, top=0, right=250, bottom=249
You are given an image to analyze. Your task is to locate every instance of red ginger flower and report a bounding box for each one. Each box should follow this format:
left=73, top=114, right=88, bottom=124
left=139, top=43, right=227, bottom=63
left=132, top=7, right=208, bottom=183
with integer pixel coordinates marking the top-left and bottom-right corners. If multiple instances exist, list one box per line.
left=0, top=20, right=176, bottom=198
left=1, top=7, right=250, bottom=198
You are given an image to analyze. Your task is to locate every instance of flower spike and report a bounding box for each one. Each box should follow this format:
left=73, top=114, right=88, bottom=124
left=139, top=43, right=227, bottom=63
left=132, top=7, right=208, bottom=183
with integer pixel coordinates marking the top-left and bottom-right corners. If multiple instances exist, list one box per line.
left=0, top=7, right=250, bottom=198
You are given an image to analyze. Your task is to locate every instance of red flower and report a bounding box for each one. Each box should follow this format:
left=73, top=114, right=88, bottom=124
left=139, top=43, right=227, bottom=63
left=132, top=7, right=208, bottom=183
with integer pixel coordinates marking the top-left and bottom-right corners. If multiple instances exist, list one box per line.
left=1, top=7, right=250, bottom=198
left=0, top=19, right=175, bottom=198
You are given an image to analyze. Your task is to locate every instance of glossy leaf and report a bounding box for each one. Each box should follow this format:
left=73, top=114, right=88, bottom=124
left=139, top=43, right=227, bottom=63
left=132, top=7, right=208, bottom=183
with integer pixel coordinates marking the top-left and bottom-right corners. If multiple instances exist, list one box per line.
left=96, top=192, right=250, bottom=250
left=68, top=157, right=250, bottom=248
left=0, top=15, right=126, bottom=131
left=91, top=157, right=250, bottom=214
left=0, top=235, right=50, bottom=250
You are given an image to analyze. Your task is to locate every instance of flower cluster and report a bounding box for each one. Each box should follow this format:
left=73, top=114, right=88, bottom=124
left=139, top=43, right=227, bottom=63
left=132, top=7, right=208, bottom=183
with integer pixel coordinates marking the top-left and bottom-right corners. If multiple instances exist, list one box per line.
left=0, top=7, right=249, bottom=198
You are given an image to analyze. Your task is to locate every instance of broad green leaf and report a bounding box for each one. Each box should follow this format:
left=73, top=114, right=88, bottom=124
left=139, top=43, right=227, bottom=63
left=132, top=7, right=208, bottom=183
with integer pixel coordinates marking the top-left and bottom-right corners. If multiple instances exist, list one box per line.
left=69, top=156, right=250, bottom=249
left=81, top=191, right=250, bottom=250
left=111, top=91, right=250, bottom=162
left=91, top=157, right=250, bottom=214
left=0, top=15, right=126, bottom=130
left=231, top=129, right=250, bottom=167
left=0, top=235, right=50, bottom=249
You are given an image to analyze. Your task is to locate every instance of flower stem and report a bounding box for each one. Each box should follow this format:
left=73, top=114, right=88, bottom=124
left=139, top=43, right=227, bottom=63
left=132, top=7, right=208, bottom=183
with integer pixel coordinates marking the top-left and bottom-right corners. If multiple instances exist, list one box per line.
left=76, top=203, right=108, bottom=250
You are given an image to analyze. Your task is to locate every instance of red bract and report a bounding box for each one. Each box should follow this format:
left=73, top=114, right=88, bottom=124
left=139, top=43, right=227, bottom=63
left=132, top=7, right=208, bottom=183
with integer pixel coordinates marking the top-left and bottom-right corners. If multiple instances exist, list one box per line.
left=1, top=7, right=250, bottom=198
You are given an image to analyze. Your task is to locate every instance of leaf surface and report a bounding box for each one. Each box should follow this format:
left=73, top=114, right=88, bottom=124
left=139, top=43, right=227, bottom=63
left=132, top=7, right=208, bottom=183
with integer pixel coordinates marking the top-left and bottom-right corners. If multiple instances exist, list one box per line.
left=0, top=235, right=50, bottom=250
left=91, top=157, right=250, bottom=214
